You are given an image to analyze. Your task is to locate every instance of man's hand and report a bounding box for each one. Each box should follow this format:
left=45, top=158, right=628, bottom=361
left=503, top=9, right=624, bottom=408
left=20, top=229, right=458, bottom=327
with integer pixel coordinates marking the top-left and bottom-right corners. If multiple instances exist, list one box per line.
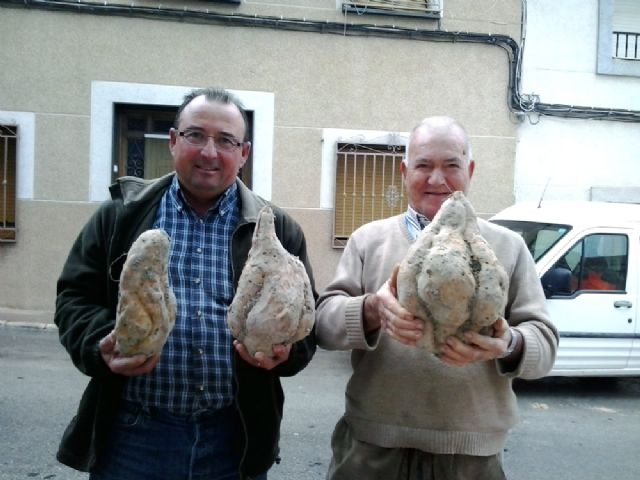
left=438, top=317, right=519, bottom=367
left=99, top=330, right=160, bottom=376
left=365, top=265, right=424, bottom=346
left=233, top=340, right=291, bottom=371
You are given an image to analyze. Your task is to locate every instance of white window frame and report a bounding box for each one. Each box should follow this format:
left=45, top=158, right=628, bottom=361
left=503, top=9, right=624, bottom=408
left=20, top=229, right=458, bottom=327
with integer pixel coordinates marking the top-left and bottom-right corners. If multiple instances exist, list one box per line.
left=90, top=81, right=274, bottom=202
left=597, top=0, right=640, bottom=77
left=321, top=128, right=408, bottom=247
left=321, top=128, right=408, bottom=209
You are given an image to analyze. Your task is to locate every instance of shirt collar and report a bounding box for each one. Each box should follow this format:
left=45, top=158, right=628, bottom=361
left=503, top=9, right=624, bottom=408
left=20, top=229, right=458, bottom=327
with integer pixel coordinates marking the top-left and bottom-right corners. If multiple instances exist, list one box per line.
left=406, top=205, right=430, bottom=230
left=405, top=205, right=430, bottom=241
left=169, top=176, right=238, bottom=217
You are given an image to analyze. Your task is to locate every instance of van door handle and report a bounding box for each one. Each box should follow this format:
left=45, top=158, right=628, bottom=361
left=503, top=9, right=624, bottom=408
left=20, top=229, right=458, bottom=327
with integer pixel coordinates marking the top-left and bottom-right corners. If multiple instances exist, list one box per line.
left=613, top=300, right=632, bottom=308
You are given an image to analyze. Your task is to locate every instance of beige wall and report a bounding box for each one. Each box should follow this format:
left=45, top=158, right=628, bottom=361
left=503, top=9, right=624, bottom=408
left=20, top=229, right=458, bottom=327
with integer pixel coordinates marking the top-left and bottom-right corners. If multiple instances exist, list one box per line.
left=0, top=0, right=522, bottom=323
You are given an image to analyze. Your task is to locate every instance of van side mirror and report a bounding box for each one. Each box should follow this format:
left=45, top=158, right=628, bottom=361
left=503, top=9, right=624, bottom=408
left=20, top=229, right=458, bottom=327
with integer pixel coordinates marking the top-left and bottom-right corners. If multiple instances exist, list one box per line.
left=540, top=266, right=572, bottom=298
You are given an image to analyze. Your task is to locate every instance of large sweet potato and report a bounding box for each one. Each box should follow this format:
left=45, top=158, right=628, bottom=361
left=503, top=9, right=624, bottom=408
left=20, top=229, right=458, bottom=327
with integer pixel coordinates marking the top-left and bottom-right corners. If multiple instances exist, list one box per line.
left=227, top=206, right=314, bottom=357
left=396, top=191, right=508, bottom=354
left=114, top=229, right=176, bottom=357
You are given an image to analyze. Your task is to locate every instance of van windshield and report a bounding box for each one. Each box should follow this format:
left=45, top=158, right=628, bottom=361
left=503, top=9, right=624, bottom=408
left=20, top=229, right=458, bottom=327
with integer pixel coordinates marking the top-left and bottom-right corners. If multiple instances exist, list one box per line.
left=491, top=220, right=572, bottom=262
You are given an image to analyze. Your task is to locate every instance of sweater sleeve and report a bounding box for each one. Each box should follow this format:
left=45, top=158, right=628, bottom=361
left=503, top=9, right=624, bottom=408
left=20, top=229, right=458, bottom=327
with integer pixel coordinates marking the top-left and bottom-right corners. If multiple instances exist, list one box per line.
left=497, top=230, right=559, bottom=380
left=315, top=234, right=381, bottom=351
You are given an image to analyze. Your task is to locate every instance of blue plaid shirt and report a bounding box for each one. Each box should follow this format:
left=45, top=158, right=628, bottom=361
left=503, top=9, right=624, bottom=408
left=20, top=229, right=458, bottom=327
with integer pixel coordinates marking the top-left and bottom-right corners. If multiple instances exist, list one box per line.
left=123, top=176, right=239, bottom=414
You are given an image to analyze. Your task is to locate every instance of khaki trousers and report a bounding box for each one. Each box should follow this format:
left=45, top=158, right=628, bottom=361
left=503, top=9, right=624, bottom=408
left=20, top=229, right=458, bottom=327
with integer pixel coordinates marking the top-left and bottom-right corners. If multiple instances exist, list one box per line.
left=327, top=417, right=507, bottom=480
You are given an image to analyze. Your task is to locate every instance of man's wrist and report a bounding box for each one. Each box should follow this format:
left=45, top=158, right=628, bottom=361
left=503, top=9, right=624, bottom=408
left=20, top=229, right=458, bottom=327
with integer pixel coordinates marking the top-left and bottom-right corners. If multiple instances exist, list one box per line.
left=499, top=327, right=520, bottom=359
left=362, top=294, right=381, bottom=333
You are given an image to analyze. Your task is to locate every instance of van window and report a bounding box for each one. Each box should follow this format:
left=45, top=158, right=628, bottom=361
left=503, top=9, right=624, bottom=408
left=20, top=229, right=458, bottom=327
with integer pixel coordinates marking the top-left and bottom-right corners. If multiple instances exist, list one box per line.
left=492, top=220, right=571, bottom=262
left=550, top=233, right=628, bottom=294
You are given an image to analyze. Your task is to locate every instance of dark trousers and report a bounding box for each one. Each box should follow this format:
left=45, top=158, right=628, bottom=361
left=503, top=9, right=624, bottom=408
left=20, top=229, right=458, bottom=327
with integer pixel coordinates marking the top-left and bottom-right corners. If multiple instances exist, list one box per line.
left=90, top=401, right=268, bottom=480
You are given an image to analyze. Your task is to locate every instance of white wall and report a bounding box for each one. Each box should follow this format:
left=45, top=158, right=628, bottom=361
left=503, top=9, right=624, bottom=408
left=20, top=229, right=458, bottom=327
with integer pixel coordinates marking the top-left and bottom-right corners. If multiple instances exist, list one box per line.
left=515, top=0, right=640, bottom=203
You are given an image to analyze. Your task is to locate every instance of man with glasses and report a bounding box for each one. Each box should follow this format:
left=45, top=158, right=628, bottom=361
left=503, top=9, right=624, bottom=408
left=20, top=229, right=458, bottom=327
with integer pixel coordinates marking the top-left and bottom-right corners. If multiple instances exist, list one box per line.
left=55, top=87, right=317, bottom=480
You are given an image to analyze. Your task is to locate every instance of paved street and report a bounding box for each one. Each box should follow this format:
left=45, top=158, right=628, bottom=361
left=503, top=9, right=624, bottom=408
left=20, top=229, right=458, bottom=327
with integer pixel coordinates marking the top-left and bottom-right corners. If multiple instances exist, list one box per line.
left=2, top=324, right=640, bottom=479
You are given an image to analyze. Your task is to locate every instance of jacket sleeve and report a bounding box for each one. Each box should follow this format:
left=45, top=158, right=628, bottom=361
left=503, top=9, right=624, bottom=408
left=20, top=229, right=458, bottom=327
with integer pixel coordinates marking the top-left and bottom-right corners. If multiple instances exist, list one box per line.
left=54, top=202, right=119, bottom=379
left=271, top=211, right=317, bottom=377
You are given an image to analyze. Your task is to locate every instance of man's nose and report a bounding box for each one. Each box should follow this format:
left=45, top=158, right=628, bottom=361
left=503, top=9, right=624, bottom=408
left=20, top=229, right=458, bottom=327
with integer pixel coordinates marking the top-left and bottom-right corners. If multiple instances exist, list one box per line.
left=201, top=137, right=219, bottom=155
left=428, top=168, right=445, bottom=185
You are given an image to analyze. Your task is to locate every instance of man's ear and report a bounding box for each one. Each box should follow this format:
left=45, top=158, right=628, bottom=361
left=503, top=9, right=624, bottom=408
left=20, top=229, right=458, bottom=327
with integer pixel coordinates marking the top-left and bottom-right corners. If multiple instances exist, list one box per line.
left=240, top=141, right=252, bottom=167
left=467, top=159, right=476, bottom=179
left=169, top=128, right=178, bottom=154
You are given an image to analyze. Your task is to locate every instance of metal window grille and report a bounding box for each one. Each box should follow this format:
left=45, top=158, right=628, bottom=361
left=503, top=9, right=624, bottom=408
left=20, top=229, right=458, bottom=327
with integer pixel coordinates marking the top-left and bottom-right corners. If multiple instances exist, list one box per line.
left=343, top=0, right=442, bottom=18
left=333, top=143, right=407, bottom=248
left=612, top=31, right=640, bottom=60
left=196, top=0, right=241, bottom=4
left=0, top=125, right=17, bottom=242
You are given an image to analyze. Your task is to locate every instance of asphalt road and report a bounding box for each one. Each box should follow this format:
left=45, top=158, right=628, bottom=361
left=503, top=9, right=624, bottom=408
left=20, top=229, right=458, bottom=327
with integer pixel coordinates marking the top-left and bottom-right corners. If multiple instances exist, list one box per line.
left=2, top=325, right=639, bottom=480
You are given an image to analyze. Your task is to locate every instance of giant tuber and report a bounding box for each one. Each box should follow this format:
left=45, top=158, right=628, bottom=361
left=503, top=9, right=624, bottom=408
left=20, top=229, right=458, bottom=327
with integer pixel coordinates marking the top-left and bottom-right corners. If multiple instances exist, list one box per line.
left=396, top=191, right=508, bottom=354
left=227, top=206, right=315, bottom=358
left=114, top=229, right=176, bottom=357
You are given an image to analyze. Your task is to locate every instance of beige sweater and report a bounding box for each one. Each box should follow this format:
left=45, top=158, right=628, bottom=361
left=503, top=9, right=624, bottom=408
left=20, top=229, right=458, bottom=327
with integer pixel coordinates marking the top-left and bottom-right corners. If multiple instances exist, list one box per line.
left=316, top=214, right=558, bottom=456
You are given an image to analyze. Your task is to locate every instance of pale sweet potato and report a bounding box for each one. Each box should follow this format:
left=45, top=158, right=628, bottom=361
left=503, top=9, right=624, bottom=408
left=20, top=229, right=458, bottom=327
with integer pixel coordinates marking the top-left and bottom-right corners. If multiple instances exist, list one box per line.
left=397, top=191, right=508, bottom=354
left=227, top=206, right=314, bottom=357
left=114, top=229, right=176, bottom=357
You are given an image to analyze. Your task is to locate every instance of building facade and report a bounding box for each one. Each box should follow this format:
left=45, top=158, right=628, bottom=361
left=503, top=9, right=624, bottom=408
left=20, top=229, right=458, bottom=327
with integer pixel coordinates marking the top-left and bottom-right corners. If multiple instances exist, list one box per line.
left=515, top=0, right=640, bottom=203
left=2, top=0, right=527, bottom=324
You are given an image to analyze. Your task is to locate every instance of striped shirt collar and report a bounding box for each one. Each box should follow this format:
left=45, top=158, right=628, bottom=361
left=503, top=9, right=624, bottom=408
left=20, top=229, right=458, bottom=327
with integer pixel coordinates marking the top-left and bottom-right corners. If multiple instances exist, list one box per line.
left=405, top=205, right=430, bottom=241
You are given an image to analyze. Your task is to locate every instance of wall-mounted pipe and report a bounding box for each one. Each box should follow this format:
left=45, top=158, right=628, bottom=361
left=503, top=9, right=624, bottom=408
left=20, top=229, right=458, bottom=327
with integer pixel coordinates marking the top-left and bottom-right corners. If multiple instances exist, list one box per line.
left=1, top=0, right=639, bottom=122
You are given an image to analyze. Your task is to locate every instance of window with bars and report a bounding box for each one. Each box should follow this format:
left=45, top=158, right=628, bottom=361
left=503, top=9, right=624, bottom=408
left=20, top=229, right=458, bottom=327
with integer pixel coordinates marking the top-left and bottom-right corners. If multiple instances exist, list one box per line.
left=333, top=142, right=407, bottom=248
left=612, top=31, right=640, bottom=60
left=197, top=0, right=241, bottom=4
left=0, top=125, right=17, bottom=242
left=342, top=0, right=442, bottom=18
left=598, top=0, right=640, bottom=76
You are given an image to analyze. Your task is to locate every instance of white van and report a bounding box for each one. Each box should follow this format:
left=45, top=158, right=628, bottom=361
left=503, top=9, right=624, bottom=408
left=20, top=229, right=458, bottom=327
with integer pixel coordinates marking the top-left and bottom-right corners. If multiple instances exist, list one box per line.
left=490, top=201, right=639, bottom=377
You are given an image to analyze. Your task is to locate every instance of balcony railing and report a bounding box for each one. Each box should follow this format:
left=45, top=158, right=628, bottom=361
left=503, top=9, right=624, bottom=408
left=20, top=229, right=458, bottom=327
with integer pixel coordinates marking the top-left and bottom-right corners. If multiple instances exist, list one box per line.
left=342, top=0, right=442, bottom=19
left=613, top=31, right=640, bottom=60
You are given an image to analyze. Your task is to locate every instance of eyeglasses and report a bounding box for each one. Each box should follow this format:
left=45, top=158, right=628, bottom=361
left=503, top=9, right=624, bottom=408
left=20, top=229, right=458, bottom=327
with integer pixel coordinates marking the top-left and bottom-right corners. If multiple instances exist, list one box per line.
left=178, top=130, right=244, bottom=152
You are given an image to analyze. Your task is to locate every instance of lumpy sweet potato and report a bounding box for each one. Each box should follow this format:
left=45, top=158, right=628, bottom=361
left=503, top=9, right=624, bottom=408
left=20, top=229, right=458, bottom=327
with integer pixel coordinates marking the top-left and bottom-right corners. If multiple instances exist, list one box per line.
left=227, top=206, right=315, bottom=357
left=114, top=229, right=177, bottom=357
left=396, top=191, right=508, bottom=354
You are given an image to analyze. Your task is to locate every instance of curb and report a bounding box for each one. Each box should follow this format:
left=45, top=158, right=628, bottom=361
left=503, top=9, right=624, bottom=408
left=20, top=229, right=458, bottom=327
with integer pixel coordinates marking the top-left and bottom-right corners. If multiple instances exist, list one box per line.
left=0, top=320, right=58, bottom=330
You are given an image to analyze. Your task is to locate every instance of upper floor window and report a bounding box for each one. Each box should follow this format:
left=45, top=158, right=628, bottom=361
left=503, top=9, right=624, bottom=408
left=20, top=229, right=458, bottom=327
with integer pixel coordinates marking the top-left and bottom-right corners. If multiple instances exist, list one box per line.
left=612, top=31, right=639, bottom=60
left=597, top=0, right=640, bottom=76
left=0, top=125, right=17, bottom=242
left=333, top=142, right=407, bottom=247
left=342, top=0, right=442, bottom=19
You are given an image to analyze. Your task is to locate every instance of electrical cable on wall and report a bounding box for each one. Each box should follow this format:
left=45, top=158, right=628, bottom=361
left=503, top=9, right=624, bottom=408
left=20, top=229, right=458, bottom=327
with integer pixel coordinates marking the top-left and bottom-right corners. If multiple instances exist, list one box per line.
left=1, top=0, right=639, bottom=122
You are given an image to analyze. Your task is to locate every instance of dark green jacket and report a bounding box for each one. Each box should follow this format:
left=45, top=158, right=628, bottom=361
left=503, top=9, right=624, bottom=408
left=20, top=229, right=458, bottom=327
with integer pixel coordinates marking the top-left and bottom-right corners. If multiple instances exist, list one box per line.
left=54, top=173, right=317, bottom=478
